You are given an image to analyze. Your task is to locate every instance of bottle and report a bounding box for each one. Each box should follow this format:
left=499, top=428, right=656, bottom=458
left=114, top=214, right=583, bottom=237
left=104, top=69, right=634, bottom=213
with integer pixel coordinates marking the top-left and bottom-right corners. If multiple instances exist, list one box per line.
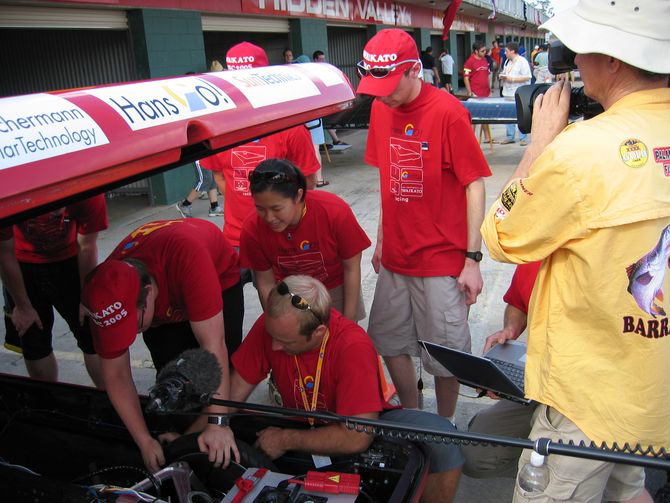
left=518, top=451, right=550, bottom=493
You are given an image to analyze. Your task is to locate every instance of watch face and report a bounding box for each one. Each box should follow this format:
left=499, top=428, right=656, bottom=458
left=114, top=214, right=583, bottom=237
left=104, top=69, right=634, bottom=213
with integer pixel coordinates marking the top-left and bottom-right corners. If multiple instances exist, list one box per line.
left=466, top=251, right=483, bottom=262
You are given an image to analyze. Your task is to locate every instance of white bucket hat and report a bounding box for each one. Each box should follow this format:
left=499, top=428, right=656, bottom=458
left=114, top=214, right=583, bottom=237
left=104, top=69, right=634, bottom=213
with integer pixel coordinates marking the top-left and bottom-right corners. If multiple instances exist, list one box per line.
left=540, top=0, right=670, bottom=74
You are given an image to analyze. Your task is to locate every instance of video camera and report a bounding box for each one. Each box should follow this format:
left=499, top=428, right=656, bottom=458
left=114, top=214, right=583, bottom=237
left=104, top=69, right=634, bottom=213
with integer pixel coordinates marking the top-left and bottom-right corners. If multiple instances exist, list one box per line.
left=516, top=40, right=604, bottom=133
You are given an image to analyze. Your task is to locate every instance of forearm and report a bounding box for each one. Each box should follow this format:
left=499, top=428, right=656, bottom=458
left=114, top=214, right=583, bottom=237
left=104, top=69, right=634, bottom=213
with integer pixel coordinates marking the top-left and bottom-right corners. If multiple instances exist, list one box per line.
left=282, top=423, right=374, bottom=456
left=502, top=304, right=528, bottom=340
left=464, top=76, right=472, bottom=94
left=213, top=170, right=226, bottom=195
left=0, top=243, right=31, bottom=308
left=102, top=358, right=153, bottom=448
left=77, top=234, right=99, bottom=286
left=341, top=255, right=362, bottom=321
left=465, top=178, right=486, bottom=252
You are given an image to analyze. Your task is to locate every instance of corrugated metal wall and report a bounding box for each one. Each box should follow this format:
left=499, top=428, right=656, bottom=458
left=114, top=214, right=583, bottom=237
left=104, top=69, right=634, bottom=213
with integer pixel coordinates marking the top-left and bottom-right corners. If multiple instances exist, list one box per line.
left=0, top=28, right=136, bottom=97
left=327, top=26, right=366, bottom=88
left=0, top=28, right=148, bottom=195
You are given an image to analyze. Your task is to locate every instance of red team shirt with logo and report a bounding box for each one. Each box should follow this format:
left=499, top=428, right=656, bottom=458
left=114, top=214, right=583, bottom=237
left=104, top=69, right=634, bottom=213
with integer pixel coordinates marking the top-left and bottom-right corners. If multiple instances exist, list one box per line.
left=463, top=54, right=491, bottom=97
left=0, top=195, right=108, bottom=263
left=232, top=310, right=390, bottom=416
left=365, top=84, right=491, bottom=277
left=108, top=219, right=240, bottom=326
left=200, top=125, right=320, bottom=246
left=239, top=191, right=371, bottom=289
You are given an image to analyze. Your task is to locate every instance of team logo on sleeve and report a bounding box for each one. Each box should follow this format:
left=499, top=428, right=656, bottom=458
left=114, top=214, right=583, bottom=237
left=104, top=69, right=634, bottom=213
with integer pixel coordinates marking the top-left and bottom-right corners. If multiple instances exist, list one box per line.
left=619, top=139, right=648, bottom=168
left=500, top=182, right=518, bottom=211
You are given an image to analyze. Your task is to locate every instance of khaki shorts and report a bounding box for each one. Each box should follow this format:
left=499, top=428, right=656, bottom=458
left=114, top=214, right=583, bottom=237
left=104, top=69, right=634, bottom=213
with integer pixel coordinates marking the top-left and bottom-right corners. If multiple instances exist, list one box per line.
left=513, top=405, right=645, bottom=502
left=367, top=266, right=470, bottom=377
left=329, top=284, right=366, bottom=322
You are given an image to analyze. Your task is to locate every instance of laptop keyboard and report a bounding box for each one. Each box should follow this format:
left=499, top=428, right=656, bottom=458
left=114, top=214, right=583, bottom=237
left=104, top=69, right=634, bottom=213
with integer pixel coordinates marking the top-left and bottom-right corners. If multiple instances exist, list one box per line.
left=488, top=358, right=525, bottom=391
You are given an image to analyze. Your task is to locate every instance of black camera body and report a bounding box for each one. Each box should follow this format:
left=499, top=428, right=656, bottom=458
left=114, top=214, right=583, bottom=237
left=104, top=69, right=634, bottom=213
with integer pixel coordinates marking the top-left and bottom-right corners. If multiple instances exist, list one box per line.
left=515, top=40, right=604, bottom=133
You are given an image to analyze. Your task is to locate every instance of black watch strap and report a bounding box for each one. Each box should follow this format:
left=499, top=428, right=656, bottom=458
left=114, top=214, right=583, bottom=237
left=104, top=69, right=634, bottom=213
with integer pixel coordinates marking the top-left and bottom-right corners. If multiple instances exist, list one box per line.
left=465, top=251, right=483, bottom=262
left=208, top=415, right=230, bottom=427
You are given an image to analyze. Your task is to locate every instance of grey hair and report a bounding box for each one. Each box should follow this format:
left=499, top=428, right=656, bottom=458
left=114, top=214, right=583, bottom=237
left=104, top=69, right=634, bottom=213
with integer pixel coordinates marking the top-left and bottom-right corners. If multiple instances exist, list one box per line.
left=267, top=275, right=331, bottom=336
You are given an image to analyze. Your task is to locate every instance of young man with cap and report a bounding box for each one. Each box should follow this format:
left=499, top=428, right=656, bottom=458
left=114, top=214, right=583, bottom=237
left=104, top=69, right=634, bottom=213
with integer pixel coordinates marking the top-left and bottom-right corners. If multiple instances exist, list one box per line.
left=82, top=219, right=243, bottom=473
left=0, top=195, right=107, bottom=387
left=229, top=275, right=465, bottom=503
left=481, top=1, right=670, bottom=501
left=201, top=42, right=320, bottom=251
left=357, top=29, right=491, bottom=421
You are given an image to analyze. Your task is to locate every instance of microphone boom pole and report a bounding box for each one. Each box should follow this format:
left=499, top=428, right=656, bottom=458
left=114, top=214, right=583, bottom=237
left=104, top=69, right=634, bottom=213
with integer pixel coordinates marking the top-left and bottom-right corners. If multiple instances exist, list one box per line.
left=202, top=397, right=670, bottom=471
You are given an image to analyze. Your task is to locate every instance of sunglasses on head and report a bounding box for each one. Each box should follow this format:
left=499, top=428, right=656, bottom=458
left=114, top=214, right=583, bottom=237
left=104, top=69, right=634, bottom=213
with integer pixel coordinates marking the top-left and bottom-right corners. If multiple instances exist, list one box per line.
left=276, top=281, right=323, bottom=325
left=356, top=59, right=419, bottom=79
left=248, top=171, right=297, bottom=185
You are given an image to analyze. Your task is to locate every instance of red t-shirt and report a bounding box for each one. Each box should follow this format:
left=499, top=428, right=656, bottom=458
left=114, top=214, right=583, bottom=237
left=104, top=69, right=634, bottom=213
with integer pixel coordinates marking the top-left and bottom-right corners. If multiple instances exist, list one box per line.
left=2, top=195, right=108, bottom=264
left=108, top=219, right=240, bottom=326
left=364, top=83, right=491, bottom=276
left=491, top=47, right=501, bottom=66
left=502, top=262, right=542, bottom=315
left=239, top=191, right=371, bottom=289
left=200, top=125, right=320, bottom=247
left=463, top=54, right=491, bottom=98
left=232, top=309, right=391, bottom=416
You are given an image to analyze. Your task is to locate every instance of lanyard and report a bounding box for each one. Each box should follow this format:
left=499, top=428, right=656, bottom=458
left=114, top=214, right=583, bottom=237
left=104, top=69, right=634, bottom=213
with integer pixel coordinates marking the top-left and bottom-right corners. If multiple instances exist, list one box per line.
left=294, top=329, right=330, bottom=426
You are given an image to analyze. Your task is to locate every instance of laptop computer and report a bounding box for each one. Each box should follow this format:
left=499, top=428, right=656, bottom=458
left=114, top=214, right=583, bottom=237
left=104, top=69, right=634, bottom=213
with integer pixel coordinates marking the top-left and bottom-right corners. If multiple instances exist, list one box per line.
left=419, top=340, right=533, bottom=405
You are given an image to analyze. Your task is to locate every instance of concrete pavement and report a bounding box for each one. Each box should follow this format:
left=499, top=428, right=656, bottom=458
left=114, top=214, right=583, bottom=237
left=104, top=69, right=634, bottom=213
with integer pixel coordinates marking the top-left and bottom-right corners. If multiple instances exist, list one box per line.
left=0, top=124, right=533, bottom=501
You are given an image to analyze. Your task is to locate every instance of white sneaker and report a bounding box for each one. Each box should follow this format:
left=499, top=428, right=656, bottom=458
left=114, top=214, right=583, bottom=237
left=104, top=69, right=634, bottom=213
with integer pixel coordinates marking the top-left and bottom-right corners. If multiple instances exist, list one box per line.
left=198, top=191, right=209, bottom=200
left=176, top=202, right=192, bottom=218
left=208, top=205, right=224, bottom=217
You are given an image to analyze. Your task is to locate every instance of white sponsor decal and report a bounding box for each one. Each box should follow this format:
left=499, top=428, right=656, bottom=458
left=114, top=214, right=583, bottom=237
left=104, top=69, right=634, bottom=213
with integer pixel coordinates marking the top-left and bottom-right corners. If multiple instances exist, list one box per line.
left=293, top=63, right=347, bottom=87
left=0, top=94, right=109, bottom=170
left=217, top=66, right=320, bottom=109
left=87, top=76, right=236, bottom=131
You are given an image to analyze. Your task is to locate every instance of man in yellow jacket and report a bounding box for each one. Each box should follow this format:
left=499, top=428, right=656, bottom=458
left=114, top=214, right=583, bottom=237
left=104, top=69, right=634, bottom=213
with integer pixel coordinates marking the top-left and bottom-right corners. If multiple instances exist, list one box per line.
left=481, top=1, right=670, bottom=502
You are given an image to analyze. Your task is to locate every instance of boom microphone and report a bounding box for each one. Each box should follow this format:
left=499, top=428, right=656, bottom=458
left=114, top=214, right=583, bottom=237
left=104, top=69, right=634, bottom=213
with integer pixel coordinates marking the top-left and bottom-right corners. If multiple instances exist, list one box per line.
left=145, top=348, right=221, bottom=413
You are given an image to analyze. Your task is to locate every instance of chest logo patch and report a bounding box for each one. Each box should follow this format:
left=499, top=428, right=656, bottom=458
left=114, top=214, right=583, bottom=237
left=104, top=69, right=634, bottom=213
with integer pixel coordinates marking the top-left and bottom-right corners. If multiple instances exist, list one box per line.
left=619, top=138, right=648, bottom=168
left=299, top=240, right=312, bottom=251
left=404, top=123, right=414, bottom=136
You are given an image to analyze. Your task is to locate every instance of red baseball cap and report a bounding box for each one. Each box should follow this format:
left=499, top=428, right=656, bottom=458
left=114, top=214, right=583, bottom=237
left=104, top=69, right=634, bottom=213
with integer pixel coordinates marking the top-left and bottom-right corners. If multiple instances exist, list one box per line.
left=356, top=29, right=420, bottom=97
left=81, top=260, right=140, bottom=359
left=226, top=42, right=269, bottom=70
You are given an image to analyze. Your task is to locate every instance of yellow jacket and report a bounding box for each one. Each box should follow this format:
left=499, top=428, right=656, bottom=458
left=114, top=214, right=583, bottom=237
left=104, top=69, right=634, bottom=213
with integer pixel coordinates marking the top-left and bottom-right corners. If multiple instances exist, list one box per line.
left=482, top=88, right=670, bottom=449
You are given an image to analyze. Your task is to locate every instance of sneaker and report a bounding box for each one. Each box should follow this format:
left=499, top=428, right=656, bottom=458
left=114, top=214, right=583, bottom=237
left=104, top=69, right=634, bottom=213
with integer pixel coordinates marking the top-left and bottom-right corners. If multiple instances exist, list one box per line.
left=198, top=191, right=209, bottom=200
left=519, top=140, right=529, bottom=146
left=208, top=205, right=224, bottom=217
left=175, top=202, right=192, bottom=218
left=332, top=140, right=350, bottom=146
left=499, top=139, right=515, bottom=144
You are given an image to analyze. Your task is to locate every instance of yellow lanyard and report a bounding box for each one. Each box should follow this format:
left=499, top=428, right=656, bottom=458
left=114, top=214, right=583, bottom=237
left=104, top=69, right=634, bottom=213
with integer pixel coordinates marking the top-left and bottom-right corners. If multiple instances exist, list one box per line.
left=294, top=329, right=329, bottom=426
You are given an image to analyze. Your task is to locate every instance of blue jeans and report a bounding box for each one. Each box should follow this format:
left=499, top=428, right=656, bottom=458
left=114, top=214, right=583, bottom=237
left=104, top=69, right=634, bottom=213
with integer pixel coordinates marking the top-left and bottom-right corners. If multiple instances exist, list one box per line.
left=506, top=124, right=528, bottom=142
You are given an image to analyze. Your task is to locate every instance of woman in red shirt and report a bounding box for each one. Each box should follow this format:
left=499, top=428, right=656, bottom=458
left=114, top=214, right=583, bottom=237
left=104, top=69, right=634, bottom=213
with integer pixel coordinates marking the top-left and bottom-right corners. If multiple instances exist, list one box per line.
left=239, top=159, right=371, bottom=321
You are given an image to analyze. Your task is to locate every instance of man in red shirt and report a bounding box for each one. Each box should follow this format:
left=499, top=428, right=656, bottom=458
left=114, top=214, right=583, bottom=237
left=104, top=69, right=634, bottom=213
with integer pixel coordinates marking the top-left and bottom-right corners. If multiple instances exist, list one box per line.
left=200, top=42, right=320, bottom=250
left=81, top=219, right=243, bottom=473
left=230, top=275, right=465, bottom=503
left=461, top=262, right=541, bottom=479
left=0, top=195, right=107, bottom=386
left=463, top=41, right=491, bottom=98
left=357, top=29, right=491, bottom=421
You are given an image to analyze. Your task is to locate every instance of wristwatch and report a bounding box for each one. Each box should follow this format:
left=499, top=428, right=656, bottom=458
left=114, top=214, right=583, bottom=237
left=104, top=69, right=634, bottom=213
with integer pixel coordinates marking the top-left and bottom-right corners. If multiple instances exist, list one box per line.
left=465, top=251, right=483, bottom=262
left=208, top=415, right=230, bottom=427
